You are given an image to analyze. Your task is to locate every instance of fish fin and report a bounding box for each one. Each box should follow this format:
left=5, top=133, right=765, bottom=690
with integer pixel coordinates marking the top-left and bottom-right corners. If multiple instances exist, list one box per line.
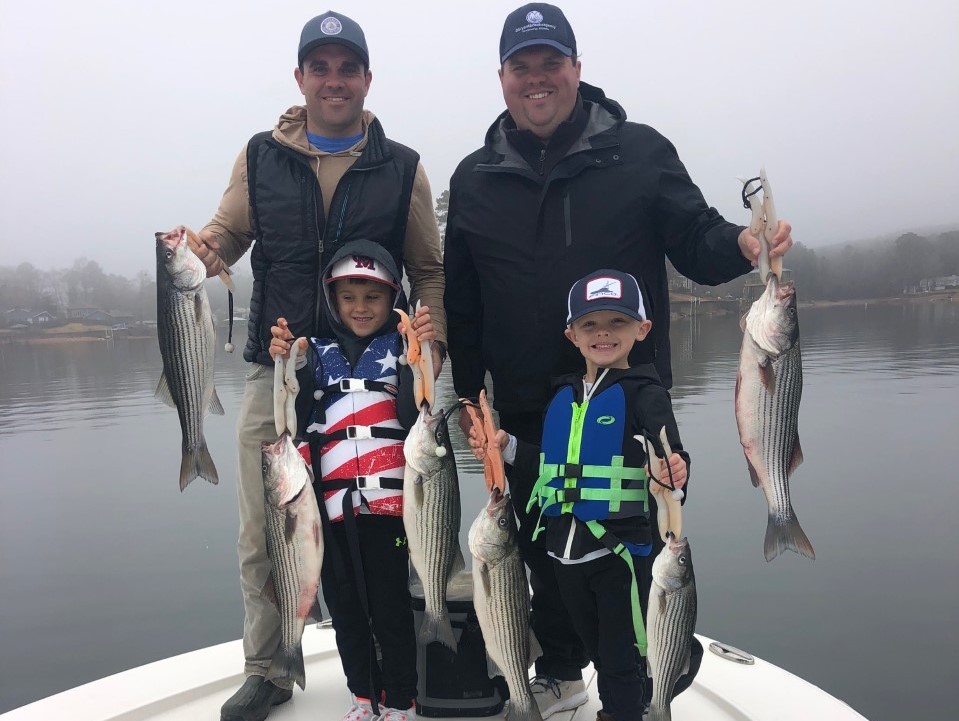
left=418, top=611, right=458, bottom=653
left=788, top=436, right=804, bottom=476
left=284, top=507, right=299, bottom=545
left=758, top=360, right=776, bottom=394
left=192, top=292, right=205, bottom=325
left=485, top=653, right=502, bottom=680
left=261, top=573, right=278, bottom=607
left=208, top=388, right=225, bottom=416
left=746, top=459, right=762, bottom=488
left=179, top=442, right=219, bottom=491
left=155, top=372, right=176, bottom=408
left=764, top=514, right=816, bottom=562
left=307, top=596, right=325, bottom=624
left=528, top=629, right=543, bottom=667
left=449, top=546, right=467, bottom=578
left=739, top=313, right=748, bottom=332
left=267, top=645, right=306, bottom=691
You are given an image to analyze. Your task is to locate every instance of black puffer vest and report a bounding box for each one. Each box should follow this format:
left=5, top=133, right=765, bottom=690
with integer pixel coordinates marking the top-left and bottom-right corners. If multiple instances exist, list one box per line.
left=243, top=119, right=418, bottom=365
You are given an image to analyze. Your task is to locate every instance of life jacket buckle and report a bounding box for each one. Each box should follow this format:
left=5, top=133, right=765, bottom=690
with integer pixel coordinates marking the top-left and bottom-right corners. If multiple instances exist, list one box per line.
left=562, top=463, right=582, bottom=479
left=339, top=379, right=368, bottom=392
left=346, top=425, right=373, bottom=440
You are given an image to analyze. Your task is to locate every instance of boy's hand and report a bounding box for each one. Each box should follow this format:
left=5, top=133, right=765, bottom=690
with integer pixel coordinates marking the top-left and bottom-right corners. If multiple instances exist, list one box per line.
left=400, top=304, right=443, bottom=378
left=655, top=452, right=687, bottom=490
left=269, top=317, right=294, bottom=360
left=468, top=427, right=508, bottom=462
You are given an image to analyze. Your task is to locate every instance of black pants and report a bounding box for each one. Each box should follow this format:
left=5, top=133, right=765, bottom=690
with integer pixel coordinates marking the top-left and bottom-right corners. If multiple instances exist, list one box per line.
left=321, top=513, right=417, bottom=709
left=501, top=411, right=589, bottom=681
left=554, top=552, right=703, bottom=721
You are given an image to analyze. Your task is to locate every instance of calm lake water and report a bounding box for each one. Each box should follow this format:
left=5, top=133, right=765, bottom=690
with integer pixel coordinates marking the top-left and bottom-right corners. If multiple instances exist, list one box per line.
left=1, top=302, right=957, bottom=720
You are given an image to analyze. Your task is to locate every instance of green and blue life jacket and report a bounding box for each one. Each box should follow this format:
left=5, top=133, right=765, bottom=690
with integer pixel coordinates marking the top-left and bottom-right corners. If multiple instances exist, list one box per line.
left=528, top=379, right=652, bottom=655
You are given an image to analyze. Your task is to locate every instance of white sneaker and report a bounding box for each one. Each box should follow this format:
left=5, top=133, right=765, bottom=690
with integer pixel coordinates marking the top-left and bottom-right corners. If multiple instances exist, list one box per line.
left=375, top=707, right=414, bottom=721
left=530, top=675, right=588, bottom=719
left=343, top=695, right=376, bottom=721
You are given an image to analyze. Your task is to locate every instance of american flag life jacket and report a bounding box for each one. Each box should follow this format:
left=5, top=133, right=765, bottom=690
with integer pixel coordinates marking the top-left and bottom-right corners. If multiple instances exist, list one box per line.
left=304, top=333, right=407, bottom=522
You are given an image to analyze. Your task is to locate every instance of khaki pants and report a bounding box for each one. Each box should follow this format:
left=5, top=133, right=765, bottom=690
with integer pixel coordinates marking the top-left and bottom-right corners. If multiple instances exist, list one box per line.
left=235, top=363, right=294, bottom=689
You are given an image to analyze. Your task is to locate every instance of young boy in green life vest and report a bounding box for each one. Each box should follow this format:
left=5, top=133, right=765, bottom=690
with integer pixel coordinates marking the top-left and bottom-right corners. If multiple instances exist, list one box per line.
left=470, top=269, right=697, bottom=721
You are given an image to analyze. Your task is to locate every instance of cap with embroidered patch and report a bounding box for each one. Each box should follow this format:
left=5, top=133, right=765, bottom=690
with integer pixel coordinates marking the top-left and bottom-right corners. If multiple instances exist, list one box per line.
left=298, top=11, right=369, bottom=68
left=325, top=254, right=399, bottom=290
left=566, top=269, right=646, bottom=325
left=500, top=3, right=577, bottom=64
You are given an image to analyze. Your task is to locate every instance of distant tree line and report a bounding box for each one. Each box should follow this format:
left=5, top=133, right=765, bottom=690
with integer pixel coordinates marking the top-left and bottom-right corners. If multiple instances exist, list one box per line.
left=2, top=228, right=956, bottom=325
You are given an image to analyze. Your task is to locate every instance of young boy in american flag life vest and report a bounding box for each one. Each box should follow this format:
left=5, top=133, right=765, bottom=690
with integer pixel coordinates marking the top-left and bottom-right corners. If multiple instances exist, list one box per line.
left=269, top=238, right=436, bottom=721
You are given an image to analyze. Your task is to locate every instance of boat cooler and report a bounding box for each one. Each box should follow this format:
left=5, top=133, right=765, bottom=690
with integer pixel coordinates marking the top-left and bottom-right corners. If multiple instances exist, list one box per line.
left=410, top=570, right=506, bottom=717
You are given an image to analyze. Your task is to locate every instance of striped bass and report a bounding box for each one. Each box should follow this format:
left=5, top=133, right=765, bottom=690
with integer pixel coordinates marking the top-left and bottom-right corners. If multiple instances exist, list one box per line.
left=646, top=533, right=697, bottom=721
left=262, top=432, right=323, bottom=691
left=403, top=405, right=464, bottom=652
left=735, top=274, right=815, bottom=561
left=468, top=487, right=542, bottom=721
left=154, top=226, right=223, bottom=491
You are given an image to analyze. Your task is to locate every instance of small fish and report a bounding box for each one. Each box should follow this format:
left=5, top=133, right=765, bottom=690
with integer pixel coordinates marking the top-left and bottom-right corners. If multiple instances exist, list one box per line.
left=735, top=274, right=815, bottom=561
left=646, top=533, right=697, bottom=721
left=403, top=405, right=464, bottom=652
left=468, top=487, right=542, bottom=721
left=154, top=226, right=223, bottom=491
left=262, top=432, right=324, bottom=690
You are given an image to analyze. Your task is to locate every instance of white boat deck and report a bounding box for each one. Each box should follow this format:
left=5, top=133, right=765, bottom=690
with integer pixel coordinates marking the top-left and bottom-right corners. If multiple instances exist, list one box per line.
left=1, top=624, right=868, bottom=720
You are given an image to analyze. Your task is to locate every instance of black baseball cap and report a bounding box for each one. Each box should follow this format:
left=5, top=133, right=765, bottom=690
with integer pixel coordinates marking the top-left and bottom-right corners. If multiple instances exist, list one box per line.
left=500, top=3, right=577, bottom=64
left=566, top=270, right=647, bottom=325
left=298, top=11, right=369, bottom=68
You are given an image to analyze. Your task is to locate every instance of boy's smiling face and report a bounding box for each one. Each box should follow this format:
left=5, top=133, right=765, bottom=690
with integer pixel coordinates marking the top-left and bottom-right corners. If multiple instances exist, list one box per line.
left=331, top=278, right=393, bottom=337
left=564, top=310, right=652, bottom=375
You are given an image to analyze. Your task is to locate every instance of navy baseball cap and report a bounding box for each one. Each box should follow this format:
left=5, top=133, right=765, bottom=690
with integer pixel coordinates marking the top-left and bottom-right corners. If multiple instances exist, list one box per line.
left=500, top=3, right=577, bottom=64
left=566, top=270, right=647, bottom=325
left=298, top=11, right=369, bottom=68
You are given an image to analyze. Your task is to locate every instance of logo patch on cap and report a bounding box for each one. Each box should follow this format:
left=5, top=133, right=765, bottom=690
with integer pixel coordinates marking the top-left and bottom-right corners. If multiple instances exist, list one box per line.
left=320, top=17, right=343, bottom=35
left=586, top=278, right=622, bottom=300
left=352, top=255, right=376, bottom=271
left=526, top=10, right=544, bottom=24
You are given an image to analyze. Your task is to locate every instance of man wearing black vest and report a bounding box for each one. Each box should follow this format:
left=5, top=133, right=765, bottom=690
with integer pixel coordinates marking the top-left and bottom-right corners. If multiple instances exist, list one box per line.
left=190, top=11, right=446, bottom=721
left=445, top=4, right=792, bottom=718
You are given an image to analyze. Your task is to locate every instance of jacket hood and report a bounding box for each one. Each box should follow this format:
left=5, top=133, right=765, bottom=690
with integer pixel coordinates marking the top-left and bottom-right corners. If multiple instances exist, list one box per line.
left=552, top=363, right=663, bottom=397
left=272, top=106, right=377, bottom=156
left=320, top=239, right=407, bottom=341
left=483, top=81, right=626, bottom=156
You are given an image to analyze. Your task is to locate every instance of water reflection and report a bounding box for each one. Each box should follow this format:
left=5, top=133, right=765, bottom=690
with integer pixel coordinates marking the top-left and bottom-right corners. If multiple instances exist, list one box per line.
left=0, top=302, right=957, bottom=721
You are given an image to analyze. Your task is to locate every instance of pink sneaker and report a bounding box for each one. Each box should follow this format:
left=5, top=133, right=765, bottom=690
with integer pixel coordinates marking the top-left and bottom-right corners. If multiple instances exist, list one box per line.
left=343, top=695, right=376, bottom=721
left=375, top=706, right=415, bottom=721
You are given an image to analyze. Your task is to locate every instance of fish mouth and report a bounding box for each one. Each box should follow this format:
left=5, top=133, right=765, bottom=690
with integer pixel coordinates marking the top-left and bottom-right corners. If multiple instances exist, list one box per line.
left=486, top=485, right=509, bottom=513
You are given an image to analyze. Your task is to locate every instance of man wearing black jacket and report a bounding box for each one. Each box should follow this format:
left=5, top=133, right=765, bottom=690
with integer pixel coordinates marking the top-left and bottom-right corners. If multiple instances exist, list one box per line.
left=444, top=4, right=792, bottom=717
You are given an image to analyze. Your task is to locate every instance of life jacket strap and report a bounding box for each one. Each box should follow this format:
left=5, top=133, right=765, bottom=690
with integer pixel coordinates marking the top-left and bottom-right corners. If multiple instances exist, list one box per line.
left=322, top=475, right=405, bottom=491
left=584, top=519, right=648, bottom=656
left=307, top=425, right=407, bottom=444
left=318, top=378, right=398, bottom=396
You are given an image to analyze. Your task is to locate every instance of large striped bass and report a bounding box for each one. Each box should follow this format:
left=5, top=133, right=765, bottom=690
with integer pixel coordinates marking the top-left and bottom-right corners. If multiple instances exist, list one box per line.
left=262, top=432, right=323, bottom=691
left=646, top=533, right=697, bottom=721
left=468, top=487, right=542, bottom=721
left=403, top=405, right=464, bottom=652
left=735, top=274, right=815, bottom=561
left=154, top=226, right=223, bottom=491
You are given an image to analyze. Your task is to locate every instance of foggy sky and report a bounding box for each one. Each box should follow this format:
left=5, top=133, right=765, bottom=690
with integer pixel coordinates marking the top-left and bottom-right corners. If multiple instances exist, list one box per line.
left=1, top=0, right=957, bottom=277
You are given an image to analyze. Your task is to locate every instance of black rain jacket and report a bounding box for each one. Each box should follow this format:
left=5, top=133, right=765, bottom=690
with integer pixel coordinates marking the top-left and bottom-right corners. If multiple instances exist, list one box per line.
left=444, top=82, right=752, bottom=413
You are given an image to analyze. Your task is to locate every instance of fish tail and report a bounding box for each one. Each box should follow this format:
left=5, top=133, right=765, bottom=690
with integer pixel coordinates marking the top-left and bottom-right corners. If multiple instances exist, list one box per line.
left=647, top=704, right=671, bottom=721
left=267, top=644, right=306, bottom=691
left=179, top=442, right=219, bottom=491
left=764, top=514, right=816, bottom=562
left=509, top=698, right=544, bottom=721
left=418, top=610, right=458, bottom=653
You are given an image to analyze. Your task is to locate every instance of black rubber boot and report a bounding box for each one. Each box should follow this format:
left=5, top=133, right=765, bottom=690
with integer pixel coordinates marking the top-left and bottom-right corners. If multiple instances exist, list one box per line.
left=220, top=675, right=293, bottom=721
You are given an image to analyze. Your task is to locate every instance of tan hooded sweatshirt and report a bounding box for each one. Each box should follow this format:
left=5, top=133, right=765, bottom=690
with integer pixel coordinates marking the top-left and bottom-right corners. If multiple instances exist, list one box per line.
left=203, top=107, right=446, bottom=343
